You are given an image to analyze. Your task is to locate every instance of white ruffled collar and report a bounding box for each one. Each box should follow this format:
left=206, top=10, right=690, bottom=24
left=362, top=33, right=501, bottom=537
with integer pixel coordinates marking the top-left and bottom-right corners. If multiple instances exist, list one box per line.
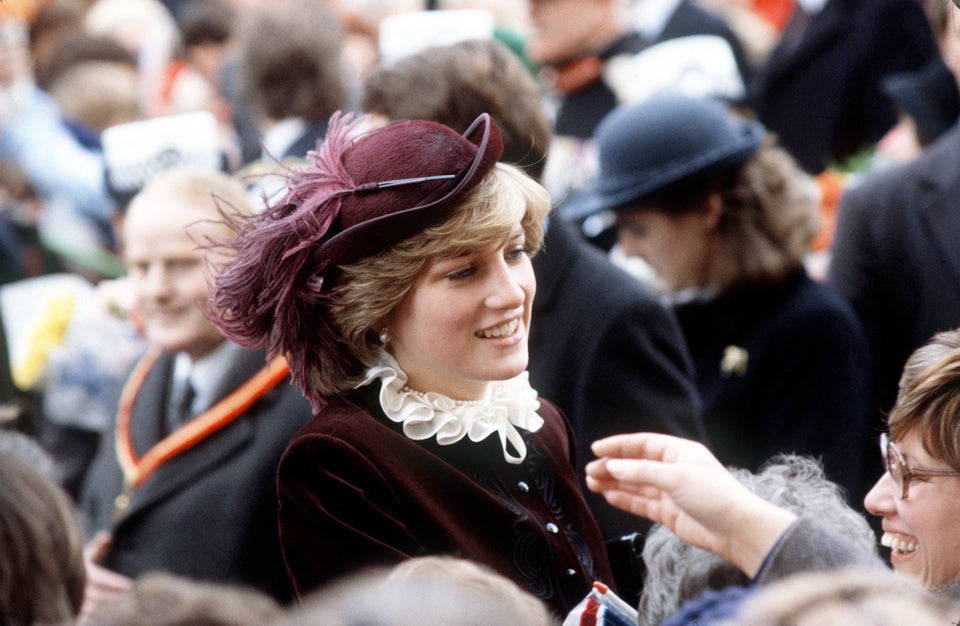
left=359, top=351, right=544, bottom=464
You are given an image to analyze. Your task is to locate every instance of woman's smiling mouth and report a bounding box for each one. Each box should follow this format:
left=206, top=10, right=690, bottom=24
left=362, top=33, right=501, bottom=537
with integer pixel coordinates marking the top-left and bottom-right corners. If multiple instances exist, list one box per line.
left=881, top=531, right=918, bottom=555
left=478, top=318, right=520, bottom=338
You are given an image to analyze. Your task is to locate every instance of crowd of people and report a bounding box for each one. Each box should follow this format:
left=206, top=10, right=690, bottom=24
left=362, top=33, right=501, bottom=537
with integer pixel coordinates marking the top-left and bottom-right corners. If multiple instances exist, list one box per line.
left=2, top=0, right=960, bottom=624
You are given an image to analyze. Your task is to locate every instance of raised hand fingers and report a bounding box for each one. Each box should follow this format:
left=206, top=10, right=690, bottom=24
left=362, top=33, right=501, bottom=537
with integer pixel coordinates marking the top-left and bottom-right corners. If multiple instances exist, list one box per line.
left=590, top=432, right=717, bottom=469
left=586, top=460, right=667, bottom=496
left=590, top=432, right=682, bottom=462
left=596, top=488, right=670, bottom=524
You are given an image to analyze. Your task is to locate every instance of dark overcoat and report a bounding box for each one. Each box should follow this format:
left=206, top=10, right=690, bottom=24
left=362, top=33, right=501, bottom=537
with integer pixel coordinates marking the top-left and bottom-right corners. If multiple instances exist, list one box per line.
left=750, top=0, right=936, bottom=173
left=80, top=346, right=311, bottom=602
left=829, top=124, right=960, bottom=420
left=673, top=269, right=874, bottom=503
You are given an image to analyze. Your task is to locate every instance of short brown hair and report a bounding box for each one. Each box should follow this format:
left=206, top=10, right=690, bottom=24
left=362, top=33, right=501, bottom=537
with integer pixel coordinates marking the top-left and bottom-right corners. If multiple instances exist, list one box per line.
left=887, top=329, right=960, bottom=470
left=362, top=39, right=550, bottom=181
left=236, top=0, right=346, bottom=122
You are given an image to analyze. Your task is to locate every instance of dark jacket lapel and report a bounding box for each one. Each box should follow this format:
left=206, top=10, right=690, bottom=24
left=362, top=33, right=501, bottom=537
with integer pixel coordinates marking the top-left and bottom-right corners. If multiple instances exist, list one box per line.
left=117, top=346, right=268, bottom=524
left=762, top=0, right=849, bottom=81
left=916, top=126, right=960, bottom=286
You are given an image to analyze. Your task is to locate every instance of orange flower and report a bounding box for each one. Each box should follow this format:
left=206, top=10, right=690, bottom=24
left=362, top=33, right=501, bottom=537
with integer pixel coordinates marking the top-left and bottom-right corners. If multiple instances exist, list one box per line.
left=811, top=170, right=845, bottom=252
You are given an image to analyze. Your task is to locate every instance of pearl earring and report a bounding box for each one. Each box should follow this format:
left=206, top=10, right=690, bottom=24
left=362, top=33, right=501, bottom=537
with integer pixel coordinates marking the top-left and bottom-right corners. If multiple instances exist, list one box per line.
left=379, top=328, right=390, bottom=345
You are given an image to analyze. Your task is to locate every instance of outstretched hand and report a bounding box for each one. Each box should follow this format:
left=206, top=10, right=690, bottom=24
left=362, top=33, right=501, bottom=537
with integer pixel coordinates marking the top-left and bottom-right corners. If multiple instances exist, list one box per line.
left=586, top=433, right=797, bottom=577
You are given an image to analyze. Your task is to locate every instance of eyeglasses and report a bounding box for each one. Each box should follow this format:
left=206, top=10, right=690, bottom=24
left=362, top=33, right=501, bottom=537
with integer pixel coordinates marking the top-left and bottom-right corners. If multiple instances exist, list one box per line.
left=881, top=433, right=960, bottom=499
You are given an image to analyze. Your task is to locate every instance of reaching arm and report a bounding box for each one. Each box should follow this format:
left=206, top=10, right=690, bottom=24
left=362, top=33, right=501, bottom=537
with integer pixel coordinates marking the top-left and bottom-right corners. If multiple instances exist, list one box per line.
left=585, top=432, right=796, bottom=577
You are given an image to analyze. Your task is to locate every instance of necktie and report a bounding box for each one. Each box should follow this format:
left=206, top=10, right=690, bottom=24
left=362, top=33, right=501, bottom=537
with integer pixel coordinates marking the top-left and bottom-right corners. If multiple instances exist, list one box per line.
left=168, top=375, right=196, bottom=432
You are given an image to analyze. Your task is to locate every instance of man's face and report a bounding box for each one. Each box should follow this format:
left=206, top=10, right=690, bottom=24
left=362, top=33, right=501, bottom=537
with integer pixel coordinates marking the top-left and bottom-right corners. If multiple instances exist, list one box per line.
left=122, top=190, right=229, bottom=361
left=525, top=0, right=612, bottom=66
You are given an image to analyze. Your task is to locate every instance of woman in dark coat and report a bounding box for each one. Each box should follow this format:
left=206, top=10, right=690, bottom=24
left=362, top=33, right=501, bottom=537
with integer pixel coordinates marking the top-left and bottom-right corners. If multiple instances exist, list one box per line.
left=579, top=94, right=873, bottom=503
left=208, top=112, right=613, bottom=616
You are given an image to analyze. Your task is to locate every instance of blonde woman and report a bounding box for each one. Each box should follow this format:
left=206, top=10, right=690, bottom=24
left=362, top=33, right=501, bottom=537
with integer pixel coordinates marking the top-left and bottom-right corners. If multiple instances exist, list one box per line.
left=209, top=113, right=613, bottom=616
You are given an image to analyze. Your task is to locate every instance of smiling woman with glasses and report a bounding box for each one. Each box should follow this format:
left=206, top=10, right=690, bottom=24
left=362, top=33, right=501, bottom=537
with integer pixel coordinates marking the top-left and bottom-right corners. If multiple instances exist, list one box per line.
left=860, top=329, right=960, bottom=592
left=583, top=328, right=960, bottom=613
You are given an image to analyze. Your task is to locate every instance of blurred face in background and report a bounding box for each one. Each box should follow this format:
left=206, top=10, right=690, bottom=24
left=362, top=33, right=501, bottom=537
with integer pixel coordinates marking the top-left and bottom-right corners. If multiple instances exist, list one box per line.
left=123, top=189, right=229, bottom=361
left=615, top=204, right=718, bottom=293
left=525, top=0, right=614, bottom=66
left=864, top=429, right=960, bottom=589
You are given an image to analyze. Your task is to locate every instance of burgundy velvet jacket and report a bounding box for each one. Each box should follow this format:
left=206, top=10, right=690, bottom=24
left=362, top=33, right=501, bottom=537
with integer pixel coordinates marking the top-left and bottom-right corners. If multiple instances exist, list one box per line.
left=276, top=383, right=614, bottom=616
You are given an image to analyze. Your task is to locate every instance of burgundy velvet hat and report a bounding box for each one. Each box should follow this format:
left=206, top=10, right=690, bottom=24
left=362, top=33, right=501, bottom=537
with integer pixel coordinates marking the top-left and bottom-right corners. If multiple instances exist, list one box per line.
left=210, top=111, right=504, bottom=410
left=295, top=111, right=503, bottom=271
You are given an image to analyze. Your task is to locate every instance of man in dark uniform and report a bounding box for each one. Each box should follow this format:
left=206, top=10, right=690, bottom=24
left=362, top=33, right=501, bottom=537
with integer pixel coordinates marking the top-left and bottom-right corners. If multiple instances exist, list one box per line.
left=78, top=168, right=311, bottom=619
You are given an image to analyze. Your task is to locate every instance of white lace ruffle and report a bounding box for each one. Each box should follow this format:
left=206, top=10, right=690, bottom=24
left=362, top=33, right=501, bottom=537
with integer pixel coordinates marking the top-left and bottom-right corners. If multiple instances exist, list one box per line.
left=360, top=351, right=543, bottom=464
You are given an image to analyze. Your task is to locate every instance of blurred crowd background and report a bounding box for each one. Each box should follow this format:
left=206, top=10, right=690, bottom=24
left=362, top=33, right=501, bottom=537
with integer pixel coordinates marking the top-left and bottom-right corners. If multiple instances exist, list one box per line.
left=0, top=0, right=957, bottom=622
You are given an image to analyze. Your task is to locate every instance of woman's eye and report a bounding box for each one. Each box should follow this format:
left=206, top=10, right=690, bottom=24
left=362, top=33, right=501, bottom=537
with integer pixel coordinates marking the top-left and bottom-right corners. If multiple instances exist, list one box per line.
left=445, top=266, right=475, bottom=282
left=506, top=246, right=528, bottom=261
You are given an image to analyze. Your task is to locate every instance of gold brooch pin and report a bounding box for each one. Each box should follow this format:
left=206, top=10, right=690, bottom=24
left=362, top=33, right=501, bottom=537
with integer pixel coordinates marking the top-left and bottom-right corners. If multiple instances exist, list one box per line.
left=720, top=345, right=749, bottom=377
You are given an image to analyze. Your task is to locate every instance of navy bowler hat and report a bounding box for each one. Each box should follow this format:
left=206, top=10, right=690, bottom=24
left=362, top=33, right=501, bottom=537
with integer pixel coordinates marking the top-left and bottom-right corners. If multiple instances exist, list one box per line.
left=575, top=94, right=765, bottom=219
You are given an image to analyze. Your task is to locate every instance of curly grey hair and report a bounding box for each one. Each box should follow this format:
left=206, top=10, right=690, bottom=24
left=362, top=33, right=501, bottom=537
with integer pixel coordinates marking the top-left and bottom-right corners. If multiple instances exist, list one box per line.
left=638, top=454, right=877, bottom=625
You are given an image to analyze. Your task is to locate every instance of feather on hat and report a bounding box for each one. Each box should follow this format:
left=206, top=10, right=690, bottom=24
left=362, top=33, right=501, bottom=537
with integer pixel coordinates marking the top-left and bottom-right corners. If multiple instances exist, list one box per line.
left=209, top=111, right=503, bottom=411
